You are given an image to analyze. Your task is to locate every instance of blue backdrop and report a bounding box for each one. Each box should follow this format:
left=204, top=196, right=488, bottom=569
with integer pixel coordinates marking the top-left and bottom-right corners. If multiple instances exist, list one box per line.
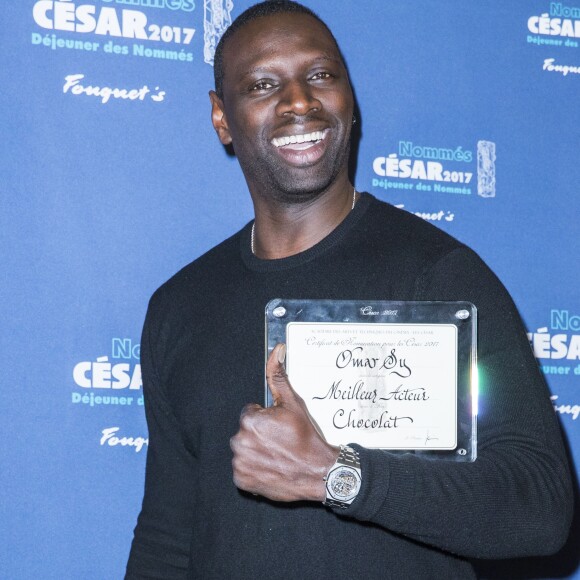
left=1, top=1, right=578, bottom=578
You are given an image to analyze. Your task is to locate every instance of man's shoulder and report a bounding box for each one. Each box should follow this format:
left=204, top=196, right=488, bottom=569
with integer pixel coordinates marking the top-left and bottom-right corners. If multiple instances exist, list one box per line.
left=363, top=194, right=468, bottom=264
left=149, top=226, right=246, bottom=312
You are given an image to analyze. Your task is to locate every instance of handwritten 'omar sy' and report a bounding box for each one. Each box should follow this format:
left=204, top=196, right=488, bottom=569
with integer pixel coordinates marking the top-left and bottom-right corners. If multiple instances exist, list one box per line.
left=312, top=347, right=429, bottom=431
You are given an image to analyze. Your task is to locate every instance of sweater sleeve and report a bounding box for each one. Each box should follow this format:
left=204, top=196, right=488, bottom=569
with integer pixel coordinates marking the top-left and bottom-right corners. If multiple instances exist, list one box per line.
left=126, top=296, right=196, bottom=579
left=341, top=247, right=573, bottom=559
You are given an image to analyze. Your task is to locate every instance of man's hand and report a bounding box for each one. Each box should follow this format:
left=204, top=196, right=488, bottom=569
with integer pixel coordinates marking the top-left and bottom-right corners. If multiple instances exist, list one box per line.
left=230, top=343, right=339, bottom=502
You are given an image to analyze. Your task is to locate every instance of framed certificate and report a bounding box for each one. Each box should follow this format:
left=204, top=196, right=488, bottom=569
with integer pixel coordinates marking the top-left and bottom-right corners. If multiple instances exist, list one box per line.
left=266, top=300, right=477, bottom=462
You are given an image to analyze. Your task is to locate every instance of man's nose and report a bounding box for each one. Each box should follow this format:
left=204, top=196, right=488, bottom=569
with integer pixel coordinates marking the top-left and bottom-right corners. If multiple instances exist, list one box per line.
left=275, top=81, right=322, bottom=117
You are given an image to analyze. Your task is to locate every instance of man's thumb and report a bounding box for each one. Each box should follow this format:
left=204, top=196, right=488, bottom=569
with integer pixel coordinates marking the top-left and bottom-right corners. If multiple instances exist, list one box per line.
left=266, top=344, right=293, bottom=406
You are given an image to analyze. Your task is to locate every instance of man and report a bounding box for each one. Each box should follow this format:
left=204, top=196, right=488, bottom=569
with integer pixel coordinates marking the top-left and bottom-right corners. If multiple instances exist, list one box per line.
left=126, top=1, right=572, bottom=578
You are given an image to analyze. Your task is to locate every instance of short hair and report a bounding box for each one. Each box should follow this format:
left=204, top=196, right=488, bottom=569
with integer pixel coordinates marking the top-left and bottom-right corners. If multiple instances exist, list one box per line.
left=213, top=0, right=342, bottom=100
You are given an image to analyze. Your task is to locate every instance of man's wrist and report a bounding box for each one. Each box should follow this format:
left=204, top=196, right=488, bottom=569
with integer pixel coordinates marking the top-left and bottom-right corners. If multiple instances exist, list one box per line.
left=314, top=444, right=340, bottom=502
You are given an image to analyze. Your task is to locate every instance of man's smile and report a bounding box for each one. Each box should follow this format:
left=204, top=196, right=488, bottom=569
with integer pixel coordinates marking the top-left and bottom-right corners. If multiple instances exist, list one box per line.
left=270, top=128, right=330, bottom=165
left=271, top=129, right=327, bottom=148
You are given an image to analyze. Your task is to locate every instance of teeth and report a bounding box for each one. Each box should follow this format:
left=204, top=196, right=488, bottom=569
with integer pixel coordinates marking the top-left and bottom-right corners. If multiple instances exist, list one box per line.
left=272, top=130, right=325, bottom=147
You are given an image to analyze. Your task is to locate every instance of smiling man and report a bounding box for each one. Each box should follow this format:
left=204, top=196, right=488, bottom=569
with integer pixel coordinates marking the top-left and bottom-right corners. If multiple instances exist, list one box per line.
left=209, top=2, right=356, bottom=259
left=126, top=2, right=572, bottom=579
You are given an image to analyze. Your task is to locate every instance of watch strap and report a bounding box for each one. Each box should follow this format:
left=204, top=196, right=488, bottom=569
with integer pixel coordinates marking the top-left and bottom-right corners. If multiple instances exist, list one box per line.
left=336, top=444, right=361, bottom=470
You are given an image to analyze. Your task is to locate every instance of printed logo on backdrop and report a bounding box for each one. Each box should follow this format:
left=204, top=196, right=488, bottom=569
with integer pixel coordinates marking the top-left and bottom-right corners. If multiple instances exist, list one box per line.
left=62, top=73, right=166, bottom=104
left=72, top=338, right=143, bottom=408
left=31, top=0, right=200, bottom=63
left=204, top=0, right=234, bottom=65
left=371, top=140, right=495, bottom=222
left=100, top=426, right=148, bottom=452
left=393, top=204, right=456, bottom=224
left=526, top=3, right=580, bottom=77
left=528, top=309, right=580, bottom=368
left=527, top=309, right=580, bottom=422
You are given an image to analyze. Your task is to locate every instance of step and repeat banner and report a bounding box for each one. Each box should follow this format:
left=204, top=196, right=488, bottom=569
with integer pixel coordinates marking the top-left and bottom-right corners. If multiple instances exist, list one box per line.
left=1, top=1, right=578, bottom=578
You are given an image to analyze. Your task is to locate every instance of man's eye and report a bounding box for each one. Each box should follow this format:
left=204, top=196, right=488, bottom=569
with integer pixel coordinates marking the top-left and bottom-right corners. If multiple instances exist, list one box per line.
left=250, top=81, right=274, bottom=91
left=310, top=72, right=332, bottom=80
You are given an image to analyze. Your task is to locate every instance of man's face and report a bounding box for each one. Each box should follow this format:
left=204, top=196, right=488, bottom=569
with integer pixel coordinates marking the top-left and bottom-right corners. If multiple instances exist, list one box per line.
left=211, top=12, right=354, bottom=202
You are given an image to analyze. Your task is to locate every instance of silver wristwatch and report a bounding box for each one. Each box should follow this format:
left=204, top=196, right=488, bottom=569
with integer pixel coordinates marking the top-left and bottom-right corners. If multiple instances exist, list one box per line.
left=323, top=445, right=362, bottom=509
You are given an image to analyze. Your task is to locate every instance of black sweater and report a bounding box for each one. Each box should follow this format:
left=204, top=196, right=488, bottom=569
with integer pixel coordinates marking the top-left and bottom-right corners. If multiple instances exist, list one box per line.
left=127, top=193, right=572, bottom=579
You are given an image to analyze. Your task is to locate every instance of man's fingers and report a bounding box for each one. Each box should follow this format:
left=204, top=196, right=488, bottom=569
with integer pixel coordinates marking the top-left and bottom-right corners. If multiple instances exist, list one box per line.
left=231, top=403, right=262, bottom=454
left=266, top=343, right=295, bottom=406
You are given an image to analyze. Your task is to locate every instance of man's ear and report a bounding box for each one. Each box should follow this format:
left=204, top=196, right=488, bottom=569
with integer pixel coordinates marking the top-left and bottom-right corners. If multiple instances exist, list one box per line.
left=209, top=90, right=232, bottom=145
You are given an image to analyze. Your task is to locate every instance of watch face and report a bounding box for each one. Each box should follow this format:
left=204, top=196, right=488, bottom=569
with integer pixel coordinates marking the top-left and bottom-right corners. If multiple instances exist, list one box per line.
left=327, top=466, right=361, bottom=502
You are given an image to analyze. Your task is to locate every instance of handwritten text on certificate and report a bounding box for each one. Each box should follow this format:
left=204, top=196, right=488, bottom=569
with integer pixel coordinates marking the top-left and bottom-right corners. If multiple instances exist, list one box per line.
left=286, top=323, right=458, bottom=449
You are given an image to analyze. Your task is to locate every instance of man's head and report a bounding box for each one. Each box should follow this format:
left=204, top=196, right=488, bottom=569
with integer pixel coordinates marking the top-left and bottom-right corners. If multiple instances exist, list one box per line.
left=209, top=1, right=354, bottom=202
left=213, top=1, right=343, bottom=101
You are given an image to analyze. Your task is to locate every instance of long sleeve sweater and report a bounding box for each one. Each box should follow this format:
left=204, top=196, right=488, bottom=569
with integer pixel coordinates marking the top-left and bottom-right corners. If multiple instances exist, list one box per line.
left=127, top=193, right=572, bottom=579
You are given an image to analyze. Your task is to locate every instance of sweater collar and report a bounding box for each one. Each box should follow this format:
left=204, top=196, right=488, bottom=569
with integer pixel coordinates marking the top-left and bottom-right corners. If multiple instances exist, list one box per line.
left=240, top=192, right=373, bottom=273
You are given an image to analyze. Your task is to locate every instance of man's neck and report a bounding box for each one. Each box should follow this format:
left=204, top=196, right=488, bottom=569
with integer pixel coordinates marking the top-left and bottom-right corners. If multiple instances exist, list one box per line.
left=250, top=180, right=356, bottom=259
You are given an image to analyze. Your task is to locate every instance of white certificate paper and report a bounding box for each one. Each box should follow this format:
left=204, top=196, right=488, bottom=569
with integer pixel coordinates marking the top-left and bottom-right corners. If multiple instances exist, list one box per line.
left=286, top=322, right=458, bottom=449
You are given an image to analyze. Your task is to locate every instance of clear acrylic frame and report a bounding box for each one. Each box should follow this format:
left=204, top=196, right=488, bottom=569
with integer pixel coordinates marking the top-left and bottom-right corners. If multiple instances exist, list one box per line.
left=266, top=299, right=477, bottom=462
